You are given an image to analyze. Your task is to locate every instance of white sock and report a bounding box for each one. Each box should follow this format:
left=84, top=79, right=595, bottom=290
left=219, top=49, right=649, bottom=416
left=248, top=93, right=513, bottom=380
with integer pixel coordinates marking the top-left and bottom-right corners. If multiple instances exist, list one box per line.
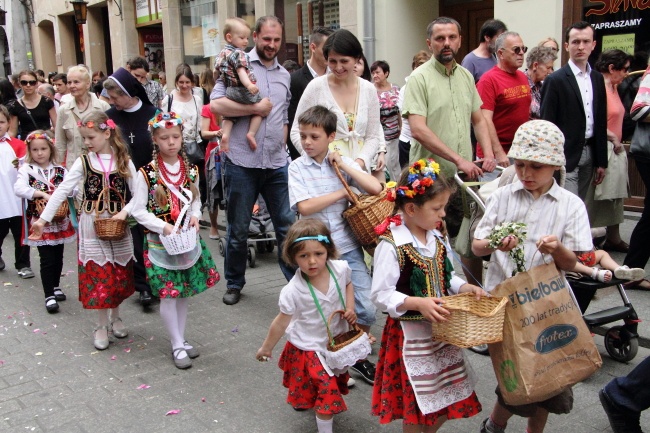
left=45, top=297, right=57, bottom=307
left=160, top=299, right=186, bottom=357
left=315, top=416, right=333, bottom=433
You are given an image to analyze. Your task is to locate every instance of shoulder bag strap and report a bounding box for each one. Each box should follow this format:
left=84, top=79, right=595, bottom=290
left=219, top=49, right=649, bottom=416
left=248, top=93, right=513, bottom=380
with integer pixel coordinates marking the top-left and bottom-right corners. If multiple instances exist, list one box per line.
left=18, top=98, right=39, bottom=129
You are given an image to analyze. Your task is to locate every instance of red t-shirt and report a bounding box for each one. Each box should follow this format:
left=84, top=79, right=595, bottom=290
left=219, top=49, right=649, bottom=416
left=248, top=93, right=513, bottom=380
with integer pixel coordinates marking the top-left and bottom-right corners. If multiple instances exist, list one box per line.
left=201, top=104, right=221, bottom=160
left=476, top=66, right=532, bottom=158
left=5, top=136, right=27, bottom=159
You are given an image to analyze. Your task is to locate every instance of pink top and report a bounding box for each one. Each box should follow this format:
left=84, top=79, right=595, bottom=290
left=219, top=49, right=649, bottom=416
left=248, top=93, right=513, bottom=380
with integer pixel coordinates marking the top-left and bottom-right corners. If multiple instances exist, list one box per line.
left=606, top=86, right=624, bottom=142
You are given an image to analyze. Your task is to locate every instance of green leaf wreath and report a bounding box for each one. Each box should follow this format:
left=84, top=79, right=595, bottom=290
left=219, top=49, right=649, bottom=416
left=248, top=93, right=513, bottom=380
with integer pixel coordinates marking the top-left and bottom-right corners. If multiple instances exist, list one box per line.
left=487, top=222, right=527, bottom=276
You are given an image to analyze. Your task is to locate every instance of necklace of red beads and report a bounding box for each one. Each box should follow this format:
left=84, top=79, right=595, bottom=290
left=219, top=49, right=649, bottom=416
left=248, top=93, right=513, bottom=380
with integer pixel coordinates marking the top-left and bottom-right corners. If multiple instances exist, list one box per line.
left=157, top=155, right=187, bottom=220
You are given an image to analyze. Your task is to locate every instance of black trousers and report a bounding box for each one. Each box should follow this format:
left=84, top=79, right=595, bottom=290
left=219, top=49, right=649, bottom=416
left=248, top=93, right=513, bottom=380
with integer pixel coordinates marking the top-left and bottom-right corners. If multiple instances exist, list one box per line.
left=37, top=244, right=64, bottom=298
left=131, top=224, right=151, bottom=294
left=624, top=159, right=650, bottom=270
left=0, top=215, right=30, bottom=269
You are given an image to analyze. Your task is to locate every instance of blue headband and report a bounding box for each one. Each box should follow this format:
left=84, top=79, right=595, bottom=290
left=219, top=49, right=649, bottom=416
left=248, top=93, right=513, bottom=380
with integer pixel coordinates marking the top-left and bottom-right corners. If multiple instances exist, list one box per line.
left=293, top=235, right=330, bottom=244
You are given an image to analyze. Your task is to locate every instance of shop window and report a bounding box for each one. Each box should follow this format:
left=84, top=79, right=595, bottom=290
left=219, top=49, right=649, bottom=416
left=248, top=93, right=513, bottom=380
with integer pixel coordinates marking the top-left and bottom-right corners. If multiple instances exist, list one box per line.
left=181, top=0, right=219, bottom=73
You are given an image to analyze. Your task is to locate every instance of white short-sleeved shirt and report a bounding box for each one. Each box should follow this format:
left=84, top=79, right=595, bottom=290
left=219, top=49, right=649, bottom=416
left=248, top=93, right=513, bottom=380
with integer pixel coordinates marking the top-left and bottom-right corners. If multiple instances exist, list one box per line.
left=288, top=153, right=364, bottom=254
left=475, top=179, right=593, bottom=291
left=279, top=259, right=352, bottom=352
left=371, top=220, right=467, bottom=318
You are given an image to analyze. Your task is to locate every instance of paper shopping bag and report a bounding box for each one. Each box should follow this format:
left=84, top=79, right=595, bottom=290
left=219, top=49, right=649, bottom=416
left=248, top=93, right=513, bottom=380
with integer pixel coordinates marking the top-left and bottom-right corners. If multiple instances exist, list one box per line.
left=488, top=261, right=602, bottom=405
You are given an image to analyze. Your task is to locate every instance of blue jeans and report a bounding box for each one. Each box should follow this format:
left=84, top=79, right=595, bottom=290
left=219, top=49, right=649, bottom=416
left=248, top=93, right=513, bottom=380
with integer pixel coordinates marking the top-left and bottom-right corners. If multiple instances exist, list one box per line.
left=340, top=247, right=376, bottom=327
left=224, top=158, right=296, bottom=290
left=604, top=356, right=650, bottom=413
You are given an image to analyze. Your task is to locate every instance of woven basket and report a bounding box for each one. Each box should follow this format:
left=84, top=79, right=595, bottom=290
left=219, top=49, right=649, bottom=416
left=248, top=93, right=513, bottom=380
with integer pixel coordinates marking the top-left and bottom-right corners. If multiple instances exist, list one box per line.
left=34, top=197, right=69, bottom=222
left=159, top=200, right=197, bottom=255
left=430, top=293, right=508, bottom=348
left=332, top=162, right=394, bottom=256
left=93, top=187, right=128, bottom=241
left=326, top=310, right=365, bottom=352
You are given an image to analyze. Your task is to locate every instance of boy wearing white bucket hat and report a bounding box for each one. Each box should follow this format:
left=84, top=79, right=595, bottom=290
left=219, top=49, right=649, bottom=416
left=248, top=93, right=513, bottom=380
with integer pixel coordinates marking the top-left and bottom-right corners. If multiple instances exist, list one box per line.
left=472, top=120, right=593, bottom=433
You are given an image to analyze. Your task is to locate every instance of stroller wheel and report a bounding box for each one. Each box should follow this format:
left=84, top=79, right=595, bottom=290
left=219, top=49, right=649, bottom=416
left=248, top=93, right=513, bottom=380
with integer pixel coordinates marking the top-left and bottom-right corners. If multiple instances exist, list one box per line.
left=248, top=246, right=257, bottom=268
left=469, top=344, right=489, bottom=355
left=218, top=239, right=225, bottom=256
left=604, top=326, right=638, bottom=362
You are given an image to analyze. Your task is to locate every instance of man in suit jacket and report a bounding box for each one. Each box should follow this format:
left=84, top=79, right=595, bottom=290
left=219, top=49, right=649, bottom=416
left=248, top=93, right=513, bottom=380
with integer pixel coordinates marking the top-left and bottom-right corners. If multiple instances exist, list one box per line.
left=540, top=21, right=607, bottom=199
left=287, top=26, right=333, bottom=159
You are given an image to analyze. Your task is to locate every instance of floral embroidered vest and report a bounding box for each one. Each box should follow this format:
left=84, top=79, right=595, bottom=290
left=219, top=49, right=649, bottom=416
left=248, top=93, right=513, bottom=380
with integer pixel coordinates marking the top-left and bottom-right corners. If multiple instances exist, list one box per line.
left=81, top=154, right=127, bottom=214
left=26, top=166, right=66, bottom=218
left=378, top=230, right=453, bottom=321
left=140, top=161, right=198, bottom=226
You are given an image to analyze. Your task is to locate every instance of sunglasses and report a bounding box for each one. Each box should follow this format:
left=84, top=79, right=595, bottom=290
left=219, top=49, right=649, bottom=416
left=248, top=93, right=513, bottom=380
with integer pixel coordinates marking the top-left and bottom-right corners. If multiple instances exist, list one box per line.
left=507, top=46, right=528, bottom=55
left=20, top=80, right=38, bottom=86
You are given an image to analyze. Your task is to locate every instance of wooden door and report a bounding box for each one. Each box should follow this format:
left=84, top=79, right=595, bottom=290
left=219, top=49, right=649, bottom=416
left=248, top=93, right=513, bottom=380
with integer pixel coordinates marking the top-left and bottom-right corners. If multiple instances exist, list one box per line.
left=440, top=0, right=494, bottom=61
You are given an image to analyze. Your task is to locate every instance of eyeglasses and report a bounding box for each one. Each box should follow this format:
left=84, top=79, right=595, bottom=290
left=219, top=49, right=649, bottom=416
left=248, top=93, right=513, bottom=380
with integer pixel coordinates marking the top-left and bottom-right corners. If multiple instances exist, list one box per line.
left=506, top=46, right=528, bottom=55
left=20, top=80, right=38, bottom=86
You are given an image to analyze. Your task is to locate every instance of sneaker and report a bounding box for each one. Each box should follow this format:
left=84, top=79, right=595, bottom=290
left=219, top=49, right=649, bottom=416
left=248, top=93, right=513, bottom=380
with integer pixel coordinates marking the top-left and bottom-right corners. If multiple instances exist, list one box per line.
left=0, top=257, right=5, bottom=271
left=223, top=288, right=241, bottom=305
left=599, top=388, right=643, bottom=433
left=480, top=418, right=505, bottom=433
left=53, top=288, right=66, bottom=301
left=350, top=360, right=376, bottom=384
left=17, top=267, right=35, bottom=279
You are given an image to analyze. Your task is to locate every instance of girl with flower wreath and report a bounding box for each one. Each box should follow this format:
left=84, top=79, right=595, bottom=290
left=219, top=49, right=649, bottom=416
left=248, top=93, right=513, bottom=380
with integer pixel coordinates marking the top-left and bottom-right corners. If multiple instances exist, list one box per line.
left=131, top=112, right=219, bottom=369
left=371, top=158, right=487, bottom=432
left=15, top=130, right=76, bottom=313
left=29, top=112, right=137, bottom=350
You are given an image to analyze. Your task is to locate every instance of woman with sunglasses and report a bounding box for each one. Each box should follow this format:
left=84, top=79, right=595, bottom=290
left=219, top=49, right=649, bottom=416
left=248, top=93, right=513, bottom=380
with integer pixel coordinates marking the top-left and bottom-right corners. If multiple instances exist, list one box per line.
left=8, top=70, right=57, bottom=139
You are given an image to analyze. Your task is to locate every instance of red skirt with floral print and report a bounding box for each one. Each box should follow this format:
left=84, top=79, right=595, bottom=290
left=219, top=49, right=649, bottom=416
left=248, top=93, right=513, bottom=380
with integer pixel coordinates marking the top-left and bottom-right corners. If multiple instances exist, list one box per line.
left=278, top=341, right=350, bottom=415
left=372, top=317, right=482, bottom=425
left=78, top=260, right=135, bottom=309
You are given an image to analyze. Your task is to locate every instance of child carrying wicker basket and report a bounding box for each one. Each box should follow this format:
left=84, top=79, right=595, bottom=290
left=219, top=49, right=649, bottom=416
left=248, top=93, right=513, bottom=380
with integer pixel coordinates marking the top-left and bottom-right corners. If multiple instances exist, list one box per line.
left=370, top=158, right=488, bottom=432
left=29, top=112, right=137, bottom=351
left=130, top=112, right=219, bottom=370
left=256, top=219, right=370, bottom=433
left=15, top=131, right=76, bottom=314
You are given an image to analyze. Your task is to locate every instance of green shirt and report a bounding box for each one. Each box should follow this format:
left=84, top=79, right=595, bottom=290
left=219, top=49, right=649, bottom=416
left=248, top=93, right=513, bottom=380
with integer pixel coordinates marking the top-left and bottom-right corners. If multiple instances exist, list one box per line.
left=402, top=58, right=482, bottom=178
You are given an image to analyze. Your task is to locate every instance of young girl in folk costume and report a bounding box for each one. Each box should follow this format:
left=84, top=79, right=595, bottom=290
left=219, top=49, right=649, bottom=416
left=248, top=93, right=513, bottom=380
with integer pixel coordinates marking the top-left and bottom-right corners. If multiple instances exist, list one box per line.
left=371, top=159, right=487, bottom=433
left=15, top=131, right=76, bottom=313
left=257, top=219, right=360, bottom=433
left=29, top=112, right=136, bottom=350
left=131, top=112, right=219, bottom=369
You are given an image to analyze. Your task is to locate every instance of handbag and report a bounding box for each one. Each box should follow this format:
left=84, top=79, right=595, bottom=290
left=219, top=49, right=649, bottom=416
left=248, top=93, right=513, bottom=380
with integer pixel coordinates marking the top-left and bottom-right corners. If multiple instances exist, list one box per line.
left=488, top=258, right=602, bottom=405
left=630, top=121, right=650, bottom=162
left=168, top=92, right=205, bottom=165
left=306, top=265, right=371, bottom=371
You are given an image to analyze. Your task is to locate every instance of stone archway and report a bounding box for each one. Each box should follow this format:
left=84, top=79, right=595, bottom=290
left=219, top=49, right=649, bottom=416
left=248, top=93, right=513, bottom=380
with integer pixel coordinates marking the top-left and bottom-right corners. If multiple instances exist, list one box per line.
left=34, top=19, right=56, bottom=73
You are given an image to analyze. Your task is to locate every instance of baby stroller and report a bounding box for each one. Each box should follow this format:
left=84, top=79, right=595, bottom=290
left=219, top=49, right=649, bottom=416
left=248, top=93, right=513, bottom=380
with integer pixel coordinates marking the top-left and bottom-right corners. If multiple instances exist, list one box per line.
left=215, top=153, right=277, bottom=268
left=454, top=166, right=640, bottom=362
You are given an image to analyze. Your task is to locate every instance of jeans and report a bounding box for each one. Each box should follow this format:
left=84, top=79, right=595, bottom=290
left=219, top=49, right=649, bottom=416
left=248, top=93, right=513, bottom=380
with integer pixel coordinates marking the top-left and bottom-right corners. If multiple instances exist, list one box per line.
left=37, top=244, right=64, bottom=298
left=565, top=145, right=593, bottom=199
left=604, top=356, right=650, bottom=413
left=340, top=247, right=376, bottom=326
left=224, top=158, right=295, bottom=290
left=0, top=215, right=30, bottom=269
left=624, top=160, right=650, bottom=270
left=398, top=139, right=410, bottom=169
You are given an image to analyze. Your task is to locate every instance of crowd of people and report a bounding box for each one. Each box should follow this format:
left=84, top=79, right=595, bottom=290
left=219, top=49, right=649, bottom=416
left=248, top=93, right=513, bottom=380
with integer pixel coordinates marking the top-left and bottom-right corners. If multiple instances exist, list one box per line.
left=0, top=13, right=649, bottom=433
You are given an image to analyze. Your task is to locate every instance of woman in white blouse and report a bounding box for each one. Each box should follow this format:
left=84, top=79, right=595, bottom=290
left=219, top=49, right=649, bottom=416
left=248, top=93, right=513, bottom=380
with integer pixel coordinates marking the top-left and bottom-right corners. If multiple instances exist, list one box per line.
left=162, top=67, right=203, bottom=152
left=290, top=29, right=386, bottom=180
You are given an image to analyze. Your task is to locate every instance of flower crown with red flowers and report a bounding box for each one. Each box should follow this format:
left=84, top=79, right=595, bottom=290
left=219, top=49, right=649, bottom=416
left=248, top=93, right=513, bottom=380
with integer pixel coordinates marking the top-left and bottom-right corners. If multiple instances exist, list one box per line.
left=148, top=112, right=183, bottom=130
left=25, top=132, right=55, bottom=146
left=385, top=158, right=441, bottom=202
left=77, top=119, right=117, bottom=130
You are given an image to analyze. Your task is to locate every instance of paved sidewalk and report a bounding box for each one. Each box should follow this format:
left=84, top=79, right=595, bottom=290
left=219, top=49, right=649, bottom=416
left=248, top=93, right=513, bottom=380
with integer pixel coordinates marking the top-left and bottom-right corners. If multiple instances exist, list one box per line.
left=0, top=212, right=648, bottom=432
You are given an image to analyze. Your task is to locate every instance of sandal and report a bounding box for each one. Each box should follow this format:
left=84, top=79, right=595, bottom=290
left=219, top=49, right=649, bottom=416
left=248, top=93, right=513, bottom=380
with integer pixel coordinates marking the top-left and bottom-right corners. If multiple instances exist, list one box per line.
left=367, top=332, right=377, bottom=345
left=614, top=266, right=646, bottom=282
left=602, top=239, right=630, bottom=253
left=590, top=268, right=612, bottom=283
left=172, top=348, right=192, bottom=369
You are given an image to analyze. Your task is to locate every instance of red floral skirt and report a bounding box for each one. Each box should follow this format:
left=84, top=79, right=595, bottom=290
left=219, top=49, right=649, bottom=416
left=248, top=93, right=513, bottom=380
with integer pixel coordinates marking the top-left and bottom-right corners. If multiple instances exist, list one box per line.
left=78, top=260, right=135, bottom=309
left=278, top=341, right=349, bottom=415
left=371, top=317, right=482, bottom=425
